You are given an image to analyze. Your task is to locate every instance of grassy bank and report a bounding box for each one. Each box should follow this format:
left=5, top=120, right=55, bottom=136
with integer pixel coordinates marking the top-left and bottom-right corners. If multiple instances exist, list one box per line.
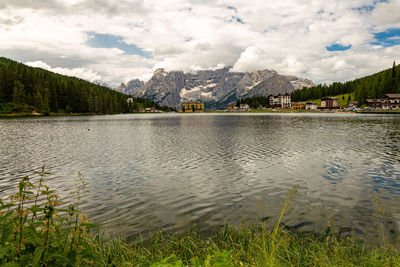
left=1, top=169, right=399, bottom=266
left=306, top=93, right=355, bottom=107
left=0, top=102, right=100, bottom=118
left=205, top=109, right=352, bottom=114
left=0, top=111, right=162, bottom=118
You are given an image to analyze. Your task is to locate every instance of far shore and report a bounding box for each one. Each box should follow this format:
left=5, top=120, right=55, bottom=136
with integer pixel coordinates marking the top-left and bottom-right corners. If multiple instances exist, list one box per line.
left=0, top=112, right=99, bottom=118
left=2, top=109, right=400, bottom=118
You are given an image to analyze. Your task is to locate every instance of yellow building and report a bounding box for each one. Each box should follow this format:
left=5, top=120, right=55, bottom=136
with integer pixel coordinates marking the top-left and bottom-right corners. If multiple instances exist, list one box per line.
left=292, top=102, right=305, bottom=110
left=180, top=102, right=205, bottom=112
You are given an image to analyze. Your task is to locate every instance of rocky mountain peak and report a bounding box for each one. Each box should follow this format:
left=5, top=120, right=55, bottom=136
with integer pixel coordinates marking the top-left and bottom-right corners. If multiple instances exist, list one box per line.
left=114, top=80, right=144, bottom=95
left=120, top=67, right=314, bottom=109
left=154, top=68, right=168, bottom=77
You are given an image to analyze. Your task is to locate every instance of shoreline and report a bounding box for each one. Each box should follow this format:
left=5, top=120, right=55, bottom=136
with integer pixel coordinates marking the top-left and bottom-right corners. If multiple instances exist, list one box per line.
left=2, top=109, right=400, bottom=118
left=0, top=112, right=154, bottom=118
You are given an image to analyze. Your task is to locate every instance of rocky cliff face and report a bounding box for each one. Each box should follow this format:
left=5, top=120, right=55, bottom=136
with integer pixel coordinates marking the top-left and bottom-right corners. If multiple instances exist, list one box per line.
left=119, top=67, right=314, bottom=109
left=115, top=79, right=144, bottom=95
left=93, top=80, right=111, bottom=88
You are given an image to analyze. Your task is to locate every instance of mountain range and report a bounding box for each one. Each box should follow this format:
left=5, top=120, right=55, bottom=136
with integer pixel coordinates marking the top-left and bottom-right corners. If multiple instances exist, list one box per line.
left=114, top=67, right=314, bottom=109
left=114, top=79, right=144, bottom=95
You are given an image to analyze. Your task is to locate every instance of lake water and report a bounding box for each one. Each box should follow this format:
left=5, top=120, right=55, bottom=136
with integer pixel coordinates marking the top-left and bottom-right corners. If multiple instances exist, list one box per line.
left=1, top=113, right=400, bottom=243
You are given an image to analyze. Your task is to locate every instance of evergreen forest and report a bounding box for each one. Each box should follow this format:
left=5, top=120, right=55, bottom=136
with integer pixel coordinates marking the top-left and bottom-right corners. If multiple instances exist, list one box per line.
left=291, top=62, right=400, bottom=104
left=0, top=57, right=173, bottom=114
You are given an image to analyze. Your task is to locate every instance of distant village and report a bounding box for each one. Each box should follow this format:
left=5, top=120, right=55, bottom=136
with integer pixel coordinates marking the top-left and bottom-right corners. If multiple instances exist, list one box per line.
left=177, top=93, right=400, bottom=112
left=227, top=94, right=348, bottom=112
left=127, top=93, right=400, bottom=113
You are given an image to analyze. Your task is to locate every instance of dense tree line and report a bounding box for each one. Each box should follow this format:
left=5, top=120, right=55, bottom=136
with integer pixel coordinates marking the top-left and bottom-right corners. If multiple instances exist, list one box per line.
left=127, top=97, right=174, bottom=112
left=291, top=62, right=400, bottom=105
left=0, top=57, right=173, bottom=114
left=236, top=96, right=270, bottom=108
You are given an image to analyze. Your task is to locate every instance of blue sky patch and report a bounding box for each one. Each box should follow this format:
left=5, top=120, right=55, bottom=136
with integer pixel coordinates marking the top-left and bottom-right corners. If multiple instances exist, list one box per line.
left=326, top=43, right=352, bottom=51
left=236, top=17, right=245, bottom=24
left=373, top=0, right=388, bottom=3
left=371, top=28, right=400, bottom=47
left=352, top=5, right=375, bottom=13
left=229, top=16, right=245, bottom=24
left=86, top=32, right=152, bottom=58
left=227, top=6, right=237, bottom=12
left=352, top=0, right=388, bottom=13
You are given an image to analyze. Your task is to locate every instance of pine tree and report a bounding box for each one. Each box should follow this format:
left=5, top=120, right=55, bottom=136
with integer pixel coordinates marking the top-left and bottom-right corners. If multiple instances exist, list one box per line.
left=392, top=61, right=396, bottom=79
left=0, top=67, right=6, bottom=103
left=41, top=88, right=50, bottom=113
left=33, top=90, right=43, bottom=112
left=12, top=81, right=25, bottom=104
left=5, top=63, right=16, bottom=102
left=382, top=71, right=393, bottom=95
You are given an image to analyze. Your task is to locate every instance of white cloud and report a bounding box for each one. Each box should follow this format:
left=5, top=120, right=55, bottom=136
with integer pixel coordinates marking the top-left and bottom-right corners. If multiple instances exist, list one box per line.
left=26, top=61, right=102, bottom=82
left=0, top=0, right=399, bottom=87
left=371, top=1, right=400, bottom=27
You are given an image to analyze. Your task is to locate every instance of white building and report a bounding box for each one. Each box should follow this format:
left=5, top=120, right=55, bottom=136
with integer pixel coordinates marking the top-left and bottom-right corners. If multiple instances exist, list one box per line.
left=305, top=102, right=318, bottom=110
left=269, top=94, right=291, bottom=108
left=239, top=104, right=250, bottom=111
left=382, top=94, right=400, bottom=110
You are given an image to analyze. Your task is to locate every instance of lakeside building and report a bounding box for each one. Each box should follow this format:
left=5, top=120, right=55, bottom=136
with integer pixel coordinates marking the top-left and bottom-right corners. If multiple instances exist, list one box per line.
left=292, top=102, right=305, bottom=110
left=269, top=94, right=291, bottom=108
left=239, top=103, right=250, bottom=111
left=382, top=94, right=400, bottom=110
left=320, top=97, right=339, bottom=109
left=366, top=99, right=382, bottom=109
left=349, top=101, right=358, bottom=108
left=180, top=102, right=205, bottom=112
left=305, top=102, right=318, bottom=110
left=228, top=103, right=237, bottom=111
left=145, top=108, right=162, bottom=113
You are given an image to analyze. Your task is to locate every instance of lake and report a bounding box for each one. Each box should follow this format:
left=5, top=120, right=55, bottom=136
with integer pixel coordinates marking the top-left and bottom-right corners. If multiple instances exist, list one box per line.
left=1, top=113, right=399, bottom=243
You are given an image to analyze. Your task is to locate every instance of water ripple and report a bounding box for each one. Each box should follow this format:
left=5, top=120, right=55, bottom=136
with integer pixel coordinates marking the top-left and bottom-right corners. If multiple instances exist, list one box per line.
left=1, top=113, right=400, bottom=243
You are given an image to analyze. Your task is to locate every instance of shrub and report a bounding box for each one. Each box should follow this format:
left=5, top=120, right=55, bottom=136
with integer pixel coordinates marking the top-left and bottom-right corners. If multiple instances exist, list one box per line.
left=0, top=167, right=99, bottom=266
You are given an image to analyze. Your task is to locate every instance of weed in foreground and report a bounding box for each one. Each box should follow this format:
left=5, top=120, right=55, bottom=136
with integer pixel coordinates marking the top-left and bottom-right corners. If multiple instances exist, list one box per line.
left=0, top=169, right=399, bottom=266
left=0, top=167, right=98, bottom=266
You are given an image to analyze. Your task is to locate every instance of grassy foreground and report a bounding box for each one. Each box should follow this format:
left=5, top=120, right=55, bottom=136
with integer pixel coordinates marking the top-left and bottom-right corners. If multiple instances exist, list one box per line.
left=1, top=169, right=399, bottom=266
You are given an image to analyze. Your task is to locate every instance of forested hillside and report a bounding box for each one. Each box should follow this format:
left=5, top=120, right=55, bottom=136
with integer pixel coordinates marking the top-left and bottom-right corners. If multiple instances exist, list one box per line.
left=292, top=62, right=400, bottom=105
left=236, top=96, right=270, bottom=108
left=0, top=57, right=172, bottom=114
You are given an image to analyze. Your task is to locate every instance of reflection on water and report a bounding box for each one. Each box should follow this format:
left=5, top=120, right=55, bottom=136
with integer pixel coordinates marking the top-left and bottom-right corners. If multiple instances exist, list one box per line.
left=1, top=113, right=400, bottom=243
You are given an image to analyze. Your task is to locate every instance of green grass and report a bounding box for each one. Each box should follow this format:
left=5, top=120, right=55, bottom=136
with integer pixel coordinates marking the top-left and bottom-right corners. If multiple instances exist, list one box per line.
left=306, top=93, right=355, bottom=107
left=1, top=168, right=399, bottom=266
left=0, top=102, right=38, bottom=115
left=206, top=109, right=333, bottom=114
left=0, top=112, right=100, bottom=118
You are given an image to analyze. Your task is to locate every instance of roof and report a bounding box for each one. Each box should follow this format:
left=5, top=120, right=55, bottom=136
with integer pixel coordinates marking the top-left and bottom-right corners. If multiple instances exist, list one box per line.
left=366, top=99, right=381, bottom=103
left=383, top=94, right=400, bottom=99
left=182, top=102, right=204, bottom=105
left=269, top=94, right=290, bottom=98
left=321, top=97, right=338, bottom=101
left=305, top=102, right=317, bottom=105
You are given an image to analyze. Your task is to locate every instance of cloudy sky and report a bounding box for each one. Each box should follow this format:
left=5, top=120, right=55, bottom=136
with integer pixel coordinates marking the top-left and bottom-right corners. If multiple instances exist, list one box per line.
left=0, top=0, right=399, bottom=87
